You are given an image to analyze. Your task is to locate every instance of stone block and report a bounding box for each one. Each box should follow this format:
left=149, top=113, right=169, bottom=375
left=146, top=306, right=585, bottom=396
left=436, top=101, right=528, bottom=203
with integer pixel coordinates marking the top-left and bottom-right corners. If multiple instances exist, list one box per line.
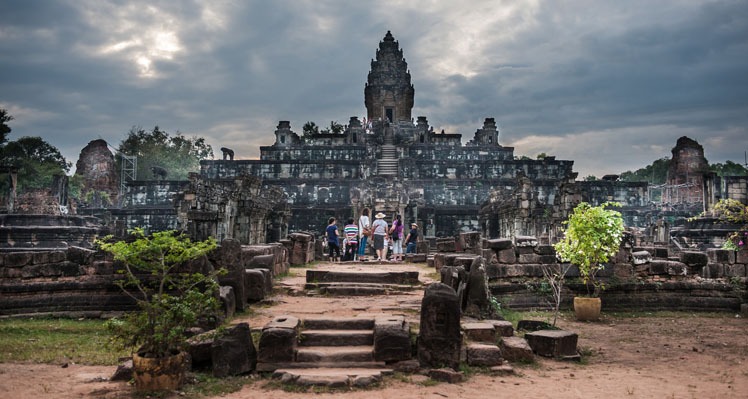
left=432, top=253, right=446, bottom=271
left=459, top=232, right=481, bottom=251
left=187, top=331, right=216, bottom=370
left=4, top=252, right=32, bottom=267
left=211, top=322, right=256, bottom=377
left=723, top=264, right=747, bottom=277
left=428, top=368, right=463, bottom=384
left=418, top=283, right=461, bottom=369
left=436, top=238, right=457, bottom=252
left=65, top=247, right=94, bottom=265
left=455, top=255, right=479, bottom=269
left=534, top=245, right=555, bottom=256
left=737, top=249, right=748, bottom=265
left=680, top=251, right=709, bottom=268
left=632, top=251, right=652, bottom=265
left=667, top=262, right=688, bottom=276
left=462, top=322, right=496, bottom=342
left=466, top=343, right=503, bottom=367
left=405, top=253, right=427, bottom=263
left=244, top=269, right=267, bottom=302
left=518, top=253, right=540, bottom=264
left=652, top=247, right=669, bottom=258
left=373, top=315, right=411, bottom=362
left=707, top=248, right=735, bottom=264
left=488, top=320, right=514, bottom=337
left=258, top=316, right=299, bottom=363
left=514, top=236, right=538, bottom=248
left=247, top=254, right=275, bottom=271
left=613, top=263, right=634, bottom=279
left=219, top=285, right=236, bottom=319
left=702, top=263, right=724, bottom=278
left=499, top=336, right=534, bottom=362
left=484, top=238, right=513, bottom=250
left=496, top=248, right=516, bottom=264
left=525, top=330, right=579, bottom=359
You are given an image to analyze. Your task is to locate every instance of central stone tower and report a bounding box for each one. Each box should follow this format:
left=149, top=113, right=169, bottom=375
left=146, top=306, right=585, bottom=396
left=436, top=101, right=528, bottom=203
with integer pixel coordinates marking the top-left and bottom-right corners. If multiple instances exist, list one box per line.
left=364, top=31, right=414, bottom=122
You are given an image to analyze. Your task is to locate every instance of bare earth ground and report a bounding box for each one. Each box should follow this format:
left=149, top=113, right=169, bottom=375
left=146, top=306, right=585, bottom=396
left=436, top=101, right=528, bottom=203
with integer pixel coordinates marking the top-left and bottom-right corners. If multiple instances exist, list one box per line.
left=1, top=261, right=747, bottom=399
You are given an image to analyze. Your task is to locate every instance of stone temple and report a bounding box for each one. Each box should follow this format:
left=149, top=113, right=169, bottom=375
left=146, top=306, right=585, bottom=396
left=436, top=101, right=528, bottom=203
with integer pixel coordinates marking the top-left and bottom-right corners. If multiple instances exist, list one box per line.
left=199, top=31, right=649, bottom=241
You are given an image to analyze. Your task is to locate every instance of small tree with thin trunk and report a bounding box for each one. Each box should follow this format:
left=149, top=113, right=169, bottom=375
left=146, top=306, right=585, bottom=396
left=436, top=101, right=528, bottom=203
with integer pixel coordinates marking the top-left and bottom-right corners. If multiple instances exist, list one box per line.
left=553, top=202, right=624, bottom=297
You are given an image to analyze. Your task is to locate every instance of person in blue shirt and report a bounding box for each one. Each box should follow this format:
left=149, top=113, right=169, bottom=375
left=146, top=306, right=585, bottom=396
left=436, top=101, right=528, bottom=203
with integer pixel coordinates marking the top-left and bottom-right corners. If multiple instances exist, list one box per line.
left=325, top=217, right=341, bottom=262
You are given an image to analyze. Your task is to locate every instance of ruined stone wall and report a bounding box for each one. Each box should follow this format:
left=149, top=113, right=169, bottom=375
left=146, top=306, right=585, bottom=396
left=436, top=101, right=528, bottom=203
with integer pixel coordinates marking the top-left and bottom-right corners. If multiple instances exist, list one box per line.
left=201, top=160, right=368, bottom=180
left=474, top=237, right=746, bottom=311
left=0, top=237, right=312, bottom=317
left=0, top=214, right=108, bottom=249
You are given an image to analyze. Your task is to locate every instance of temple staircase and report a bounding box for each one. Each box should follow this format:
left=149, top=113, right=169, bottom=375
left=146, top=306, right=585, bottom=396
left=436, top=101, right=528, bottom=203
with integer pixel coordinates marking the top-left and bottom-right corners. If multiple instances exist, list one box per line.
left=377, top=130, right=399, bottom=176
left=258, top=315, right=403, bottom=387
left=304, top=268, right=421, bottom=296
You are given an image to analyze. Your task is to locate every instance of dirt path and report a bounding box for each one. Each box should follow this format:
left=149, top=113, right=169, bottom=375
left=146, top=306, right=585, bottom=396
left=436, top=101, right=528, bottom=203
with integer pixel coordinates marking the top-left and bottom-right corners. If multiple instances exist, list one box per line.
left=1, top=261, right=747, bottom=398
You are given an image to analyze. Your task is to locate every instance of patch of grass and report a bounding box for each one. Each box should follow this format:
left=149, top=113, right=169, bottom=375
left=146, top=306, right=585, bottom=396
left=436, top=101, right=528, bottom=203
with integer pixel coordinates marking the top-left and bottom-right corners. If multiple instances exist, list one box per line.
left=417, top=378, right=439, bottom=387
left=183, top=372, right=254, bottom=397
left=0, top=317, right=127, bottom=365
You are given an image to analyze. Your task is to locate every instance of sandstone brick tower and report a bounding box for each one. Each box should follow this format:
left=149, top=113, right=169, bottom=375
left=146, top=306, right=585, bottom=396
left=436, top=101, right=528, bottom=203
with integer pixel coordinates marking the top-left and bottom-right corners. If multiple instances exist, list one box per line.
left=364, top=31, right=414, bottom=122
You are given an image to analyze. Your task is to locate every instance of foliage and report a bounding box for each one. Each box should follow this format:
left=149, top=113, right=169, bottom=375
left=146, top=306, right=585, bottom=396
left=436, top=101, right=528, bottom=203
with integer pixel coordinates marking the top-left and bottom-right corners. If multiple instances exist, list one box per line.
left=619, top=157, right=671, bottom=184
left=117, top=126, right=213, bottom=181
left=553, top=202, right=625, bottom=297
left=302, top=121, right=319, bottom=138
left=583, top=175, right=598, bottom=181
left=319, top=120, right=344, bottom=134
left=536, top=152, right=547, bottom=160
left=0, top=136, right=70, bottom=191
left=0, top=108, right=12, bottom=145
left=713, top=199, right=748, bottom=250
left=98, top=229, right=221, bottom=358
left=0, top=318, right=127, bottom=365
left=710, top=160, right=748, bottom=177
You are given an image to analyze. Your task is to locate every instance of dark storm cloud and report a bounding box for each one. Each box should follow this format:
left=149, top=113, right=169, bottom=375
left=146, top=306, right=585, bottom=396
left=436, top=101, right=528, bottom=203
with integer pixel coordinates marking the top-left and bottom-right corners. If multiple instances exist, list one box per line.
left=1, top=1, right=746, bottom=177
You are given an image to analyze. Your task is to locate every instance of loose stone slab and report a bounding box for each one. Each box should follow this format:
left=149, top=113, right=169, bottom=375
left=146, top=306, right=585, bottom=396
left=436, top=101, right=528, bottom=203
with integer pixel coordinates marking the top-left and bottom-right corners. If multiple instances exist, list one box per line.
left=466, top=343, right=503, bottom=367
left=500, top=336, right=534, bottom=363
left=428, top=368, right=464, bottom=383
left=525, top=330, right=579, bottom=359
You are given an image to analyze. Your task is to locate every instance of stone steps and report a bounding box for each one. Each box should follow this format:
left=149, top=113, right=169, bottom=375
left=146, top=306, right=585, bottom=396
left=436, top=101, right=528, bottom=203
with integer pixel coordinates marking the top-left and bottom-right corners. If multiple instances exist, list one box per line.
left=296, top=345, right=374, bottom=362
left=299, top=329, right=374, bottom=346
left=272, top=367, right=393, bottom=388
left=258, top=315, right=409, bottom=388
left=306, top=269, right=420, bottom=285
left=305, top=282, right=419, bottom=296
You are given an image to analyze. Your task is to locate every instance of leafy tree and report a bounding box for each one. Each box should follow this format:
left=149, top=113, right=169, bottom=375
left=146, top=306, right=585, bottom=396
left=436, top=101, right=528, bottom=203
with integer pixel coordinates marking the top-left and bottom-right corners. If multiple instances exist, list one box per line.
left=302, top=121, right=319, bottom=139
left=553, top=202, right=625, bottom=297
left=536, top=152, right=547, bottom=160
left=98, top=229, right=221, bottom=359
left=620, top=157, right=670, bottom=184
left=584, top=175, right=598, bottom=181
left=710, top=160, right=748, bottom=177
left=329, top=121, right=344, bottom=134
left=0, top=136, right=70, bottom=191
left=0, top=108, right=12, bottom=146
left=118, top=126, right=213, bottom=181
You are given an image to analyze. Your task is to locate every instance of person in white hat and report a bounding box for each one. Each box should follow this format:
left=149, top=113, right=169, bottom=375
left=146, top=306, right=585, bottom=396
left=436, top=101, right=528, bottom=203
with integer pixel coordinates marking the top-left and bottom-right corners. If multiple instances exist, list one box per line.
left=405, top=222, right=419, bottom=254
left=371, top=212, right=388, bottom=262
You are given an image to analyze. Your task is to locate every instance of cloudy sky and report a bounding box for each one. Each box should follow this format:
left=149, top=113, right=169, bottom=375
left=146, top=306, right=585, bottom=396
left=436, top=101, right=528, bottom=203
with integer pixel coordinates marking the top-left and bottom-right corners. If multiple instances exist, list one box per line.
left=1, top=0, right=747, bottom=178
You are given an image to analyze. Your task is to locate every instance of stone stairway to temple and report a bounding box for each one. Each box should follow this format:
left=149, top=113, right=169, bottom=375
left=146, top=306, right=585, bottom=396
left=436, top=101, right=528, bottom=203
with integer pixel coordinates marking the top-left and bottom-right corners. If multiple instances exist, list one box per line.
left=377, top=130, right=399, bottom=176
left=304, top=269, right=421, bottom=296
left=258, top=315, right=411, bottom=387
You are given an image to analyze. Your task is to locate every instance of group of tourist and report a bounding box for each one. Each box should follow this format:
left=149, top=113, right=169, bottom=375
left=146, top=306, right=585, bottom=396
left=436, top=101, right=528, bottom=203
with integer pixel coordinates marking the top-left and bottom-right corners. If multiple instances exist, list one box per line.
left=325, top=207, right=418, bottom=262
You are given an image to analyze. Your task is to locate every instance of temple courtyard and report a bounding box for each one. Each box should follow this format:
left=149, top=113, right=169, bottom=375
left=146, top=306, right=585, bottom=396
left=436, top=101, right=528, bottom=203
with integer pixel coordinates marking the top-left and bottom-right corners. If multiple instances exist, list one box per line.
left=1, top=260, right=746, bottom=399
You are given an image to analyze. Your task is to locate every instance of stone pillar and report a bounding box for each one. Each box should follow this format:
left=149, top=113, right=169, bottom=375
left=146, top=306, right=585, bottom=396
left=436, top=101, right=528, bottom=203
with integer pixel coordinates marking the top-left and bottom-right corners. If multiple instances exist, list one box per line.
left=418, top=283, right=462, bottom=369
